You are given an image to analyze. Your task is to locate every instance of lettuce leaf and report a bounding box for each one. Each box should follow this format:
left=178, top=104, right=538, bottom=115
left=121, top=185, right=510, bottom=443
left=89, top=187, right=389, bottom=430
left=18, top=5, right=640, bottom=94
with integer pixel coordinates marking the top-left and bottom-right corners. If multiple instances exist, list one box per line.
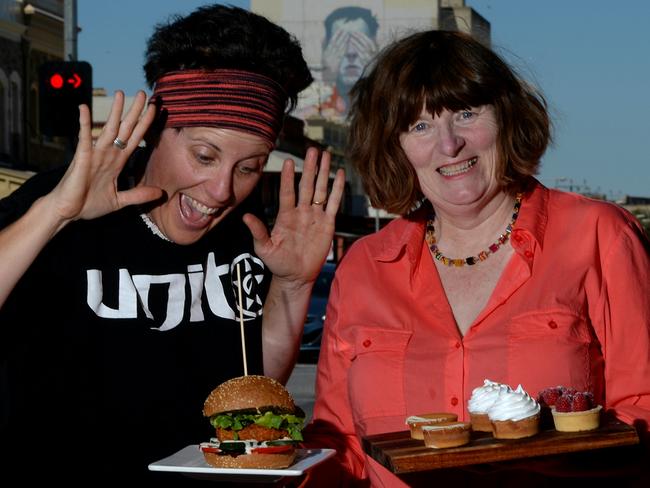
left=209, top=410, right=304, bottom=441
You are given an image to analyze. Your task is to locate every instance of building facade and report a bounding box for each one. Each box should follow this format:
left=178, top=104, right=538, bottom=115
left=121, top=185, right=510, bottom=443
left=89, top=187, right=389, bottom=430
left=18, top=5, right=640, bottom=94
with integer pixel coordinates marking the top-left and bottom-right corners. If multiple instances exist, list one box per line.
left=0, top=0, right=66, bottom=173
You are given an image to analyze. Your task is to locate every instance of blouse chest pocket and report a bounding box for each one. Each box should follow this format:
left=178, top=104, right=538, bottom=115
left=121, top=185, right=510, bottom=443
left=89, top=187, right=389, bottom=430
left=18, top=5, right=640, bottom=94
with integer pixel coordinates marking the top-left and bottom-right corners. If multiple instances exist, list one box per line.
left=506, top=310, right=596, bottom=395
left=346, top=326, right=412, bottom=422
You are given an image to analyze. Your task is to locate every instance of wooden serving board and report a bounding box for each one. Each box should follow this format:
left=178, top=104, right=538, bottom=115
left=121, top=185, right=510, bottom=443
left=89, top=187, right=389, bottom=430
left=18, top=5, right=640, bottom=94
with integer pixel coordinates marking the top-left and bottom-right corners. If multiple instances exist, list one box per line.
left=362, top=420, right=639, bottom=474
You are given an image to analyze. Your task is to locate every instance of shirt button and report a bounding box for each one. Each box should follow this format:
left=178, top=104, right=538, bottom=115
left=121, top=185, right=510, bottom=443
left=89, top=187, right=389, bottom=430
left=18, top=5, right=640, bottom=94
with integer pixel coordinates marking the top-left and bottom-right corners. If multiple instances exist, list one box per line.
left=362, top=339, right=372, bottom=348
left=451, top=397, right=459, bottom=406
left=548, top=320, right=558, bottom=329
left=513, top=234, right=523, bottom=243
left=455, top=341, right=461, bottom=349
left=524, top=250, right=533, bottom=258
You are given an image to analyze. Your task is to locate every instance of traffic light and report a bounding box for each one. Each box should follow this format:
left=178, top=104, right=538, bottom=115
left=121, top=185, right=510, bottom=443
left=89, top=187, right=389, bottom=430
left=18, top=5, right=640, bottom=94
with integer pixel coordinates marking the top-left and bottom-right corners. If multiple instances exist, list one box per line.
left=39, top=61, right=92, bottom=137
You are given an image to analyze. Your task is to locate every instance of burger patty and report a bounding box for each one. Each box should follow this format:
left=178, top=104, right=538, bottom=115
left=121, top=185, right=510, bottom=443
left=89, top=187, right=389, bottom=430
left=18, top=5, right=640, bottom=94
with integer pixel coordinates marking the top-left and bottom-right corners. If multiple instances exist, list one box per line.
left=217, top=425, right=289, bottom=441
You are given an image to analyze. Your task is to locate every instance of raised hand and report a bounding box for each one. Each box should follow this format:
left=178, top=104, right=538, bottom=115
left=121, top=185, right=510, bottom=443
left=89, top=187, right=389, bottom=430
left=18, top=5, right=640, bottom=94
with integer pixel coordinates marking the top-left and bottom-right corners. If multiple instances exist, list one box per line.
left=322, top=28, right=349, bottom=81
left=243, top=147, right=345, bottom=287
left=48, top=90, right=163, bottom=224
left=348, top=30, right=377, bottom=67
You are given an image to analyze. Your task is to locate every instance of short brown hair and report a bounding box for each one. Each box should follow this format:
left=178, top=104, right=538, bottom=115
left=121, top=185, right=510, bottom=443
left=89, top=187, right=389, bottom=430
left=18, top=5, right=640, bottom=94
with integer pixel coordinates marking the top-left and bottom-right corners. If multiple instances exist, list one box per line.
left=348, top=30, right=551, bottom=215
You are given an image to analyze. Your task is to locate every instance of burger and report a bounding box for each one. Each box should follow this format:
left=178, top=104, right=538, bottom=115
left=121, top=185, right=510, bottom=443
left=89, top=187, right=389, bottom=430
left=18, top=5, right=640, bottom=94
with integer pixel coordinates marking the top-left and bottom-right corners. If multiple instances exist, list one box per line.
left=200, top=375, right=305, bottom=469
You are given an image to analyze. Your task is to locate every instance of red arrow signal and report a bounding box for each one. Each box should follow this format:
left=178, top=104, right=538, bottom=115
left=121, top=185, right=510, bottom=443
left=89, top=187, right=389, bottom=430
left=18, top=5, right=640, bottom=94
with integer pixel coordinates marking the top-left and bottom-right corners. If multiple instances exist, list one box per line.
left=67, top=73, right=82, bottom=88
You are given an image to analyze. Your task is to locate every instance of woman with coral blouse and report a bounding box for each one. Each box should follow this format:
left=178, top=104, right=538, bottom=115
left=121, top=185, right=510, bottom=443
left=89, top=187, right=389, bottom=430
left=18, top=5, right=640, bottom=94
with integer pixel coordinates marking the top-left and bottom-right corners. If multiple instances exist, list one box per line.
left=305, top=30, right=650, bottom=487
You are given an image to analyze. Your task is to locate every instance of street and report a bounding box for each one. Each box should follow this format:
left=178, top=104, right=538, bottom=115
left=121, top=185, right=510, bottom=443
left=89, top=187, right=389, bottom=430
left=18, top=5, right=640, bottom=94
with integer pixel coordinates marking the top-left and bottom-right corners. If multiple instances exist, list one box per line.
left=287, top=363, right=317, bottom=422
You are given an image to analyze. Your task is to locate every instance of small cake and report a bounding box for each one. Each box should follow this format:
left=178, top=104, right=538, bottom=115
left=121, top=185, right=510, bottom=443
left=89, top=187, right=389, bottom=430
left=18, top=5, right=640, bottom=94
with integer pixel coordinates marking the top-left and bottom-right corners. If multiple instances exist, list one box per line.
left=467, top=379, right=512, bottom=432
left=406, top=413, right=459, bottom=440
left=488, top=384, right=541, bottom=439
left=537, top=385, right=566, bottom=429
left=551, top=391, right=602, bottom=432
left=422, top=422, right=471, bottom=448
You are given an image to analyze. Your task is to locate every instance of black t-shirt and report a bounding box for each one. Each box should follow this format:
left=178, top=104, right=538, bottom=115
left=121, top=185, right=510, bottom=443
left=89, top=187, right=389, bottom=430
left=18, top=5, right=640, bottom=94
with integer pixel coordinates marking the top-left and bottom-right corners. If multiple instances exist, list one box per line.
left=0, top=166, right=271, bottom=483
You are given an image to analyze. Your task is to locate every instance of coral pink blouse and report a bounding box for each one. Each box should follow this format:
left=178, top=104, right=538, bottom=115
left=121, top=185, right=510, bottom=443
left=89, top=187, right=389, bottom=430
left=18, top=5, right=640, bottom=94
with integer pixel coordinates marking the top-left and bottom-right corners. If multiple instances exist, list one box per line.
left=306, top=180, right=650, bottom=487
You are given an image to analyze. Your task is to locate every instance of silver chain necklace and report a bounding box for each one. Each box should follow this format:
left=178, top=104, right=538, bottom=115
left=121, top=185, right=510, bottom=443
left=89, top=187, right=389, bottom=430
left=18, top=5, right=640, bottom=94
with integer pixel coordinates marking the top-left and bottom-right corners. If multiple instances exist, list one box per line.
left=139, top=213, right=172, bottom=242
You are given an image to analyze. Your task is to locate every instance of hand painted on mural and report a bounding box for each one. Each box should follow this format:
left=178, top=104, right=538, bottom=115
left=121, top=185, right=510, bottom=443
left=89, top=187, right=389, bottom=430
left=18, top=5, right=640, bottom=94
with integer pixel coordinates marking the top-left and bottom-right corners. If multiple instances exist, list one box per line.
left=328, top=29, right=376, bottom=87
left=322, top=27, right=349, bottom=81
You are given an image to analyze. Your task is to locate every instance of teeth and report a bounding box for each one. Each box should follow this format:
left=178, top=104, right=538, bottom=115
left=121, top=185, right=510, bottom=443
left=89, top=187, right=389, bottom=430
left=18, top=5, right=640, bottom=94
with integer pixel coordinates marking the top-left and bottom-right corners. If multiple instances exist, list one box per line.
left=438, top=157, right=477, bottom=177
left=185, top=195, right=218, bottom=215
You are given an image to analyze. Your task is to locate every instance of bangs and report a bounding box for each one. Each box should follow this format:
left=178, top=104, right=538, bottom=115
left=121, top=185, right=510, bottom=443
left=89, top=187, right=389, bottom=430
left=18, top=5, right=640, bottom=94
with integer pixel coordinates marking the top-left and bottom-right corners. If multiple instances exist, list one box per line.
left=396, top=48, right=505, bottom=130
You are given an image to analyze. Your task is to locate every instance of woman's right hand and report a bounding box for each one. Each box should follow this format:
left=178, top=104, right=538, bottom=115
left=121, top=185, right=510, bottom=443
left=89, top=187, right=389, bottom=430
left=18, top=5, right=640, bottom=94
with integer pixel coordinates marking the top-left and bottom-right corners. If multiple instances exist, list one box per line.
left=47, top=90, right=163, bottom=225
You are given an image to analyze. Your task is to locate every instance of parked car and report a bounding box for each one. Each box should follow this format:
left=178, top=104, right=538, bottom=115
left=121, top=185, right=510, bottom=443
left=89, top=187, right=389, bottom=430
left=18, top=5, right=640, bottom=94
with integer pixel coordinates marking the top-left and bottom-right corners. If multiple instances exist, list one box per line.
left=299, top=262, right=336, bottom=363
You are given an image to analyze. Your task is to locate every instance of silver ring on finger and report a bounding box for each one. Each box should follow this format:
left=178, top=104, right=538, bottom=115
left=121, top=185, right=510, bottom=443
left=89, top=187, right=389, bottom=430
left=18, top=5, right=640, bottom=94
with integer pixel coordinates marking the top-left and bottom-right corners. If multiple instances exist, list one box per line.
left=113, top=137, right=128, bottom=150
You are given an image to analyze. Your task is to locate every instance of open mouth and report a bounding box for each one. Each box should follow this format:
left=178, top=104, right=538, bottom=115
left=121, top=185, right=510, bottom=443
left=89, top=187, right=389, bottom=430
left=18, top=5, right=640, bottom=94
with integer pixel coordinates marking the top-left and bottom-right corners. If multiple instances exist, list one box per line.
left=180, top=194, right=220, bottom=225
left=437, top=157, right=477, bottom=177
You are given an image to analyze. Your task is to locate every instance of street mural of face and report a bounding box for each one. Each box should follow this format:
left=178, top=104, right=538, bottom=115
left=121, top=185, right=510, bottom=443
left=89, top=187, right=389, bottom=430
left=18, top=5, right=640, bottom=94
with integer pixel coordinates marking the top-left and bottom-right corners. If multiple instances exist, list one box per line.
left=321, top=7, right=378, bottom=114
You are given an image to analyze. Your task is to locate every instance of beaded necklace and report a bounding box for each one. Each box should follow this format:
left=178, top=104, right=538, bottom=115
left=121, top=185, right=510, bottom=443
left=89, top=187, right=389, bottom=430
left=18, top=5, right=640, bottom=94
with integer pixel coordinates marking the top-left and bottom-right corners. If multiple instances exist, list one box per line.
left=425, top=194, right=522, bottom=267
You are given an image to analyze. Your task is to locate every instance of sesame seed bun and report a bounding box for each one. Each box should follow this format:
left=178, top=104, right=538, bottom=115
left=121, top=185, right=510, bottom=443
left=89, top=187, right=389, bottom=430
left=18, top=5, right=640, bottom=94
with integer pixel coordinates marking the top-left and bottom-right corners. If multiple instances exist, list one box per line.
left=203, top=375, right=296, bottom=417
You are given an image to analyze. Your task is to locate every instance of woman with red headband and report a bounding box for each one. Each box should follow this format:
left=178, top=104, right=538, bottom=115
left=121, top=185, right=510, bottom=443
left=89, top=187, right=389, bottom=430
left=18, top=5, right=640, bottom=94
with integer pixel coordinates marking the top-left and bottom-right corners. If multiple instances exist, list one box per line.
left=0, top=4, right=343, bottom=484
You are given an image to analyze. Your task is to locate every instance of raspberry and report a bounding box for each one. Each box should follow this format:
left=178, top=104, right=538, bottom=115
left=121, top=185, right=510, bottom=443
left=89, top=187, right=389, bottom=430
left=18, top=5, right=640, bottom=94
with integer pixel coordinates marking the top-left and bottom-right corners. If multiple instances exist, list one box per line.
left=560, top=386, right=577, bottom=397
left=571, top=392, right=594, bottom=412
left=555, top=394, right=573, bottom=412
left=538, top=386, right=564, bottom=407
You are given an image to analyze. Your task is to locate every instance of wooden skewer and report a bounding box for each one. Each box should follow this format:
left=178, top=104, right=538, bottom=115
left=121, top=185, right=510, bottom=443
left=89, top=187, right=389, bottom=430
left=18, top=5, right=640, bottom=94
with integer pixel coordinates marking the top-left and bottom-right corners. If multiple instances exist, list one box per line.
left=236, top=263, right=248, bottom=376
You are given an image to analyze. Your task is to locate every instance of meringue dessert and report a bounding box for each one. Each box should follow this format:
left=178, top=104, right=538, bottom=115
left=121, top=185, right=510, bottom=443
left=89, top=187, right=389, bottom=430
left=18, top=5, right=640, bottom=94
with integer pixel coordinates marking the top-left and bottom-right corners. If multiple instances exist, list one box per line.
left=488, top=384, right=541, bottom=439
left=467, top=379, right=512, bottom=432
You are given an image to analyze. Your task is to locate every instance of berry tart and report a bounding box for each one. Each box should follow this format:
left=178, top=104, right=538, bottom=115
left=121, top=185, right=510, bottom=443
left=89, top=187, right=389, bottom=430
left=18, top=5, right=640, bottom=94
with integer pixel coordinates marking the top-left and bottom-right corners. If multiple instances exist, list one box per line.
left=537, top=385, right=566, bottom=429
left=551, top=390, right=602, bottom=432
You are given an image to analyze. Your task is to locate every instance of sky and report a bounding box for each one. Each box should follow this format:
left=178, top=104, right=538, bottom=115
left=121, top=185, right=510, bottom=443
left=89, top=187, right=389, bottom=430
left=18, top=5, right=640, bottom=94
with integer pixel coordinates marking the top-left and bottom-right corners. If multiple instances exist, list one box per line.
left=77, top=1, right=650, bottom=199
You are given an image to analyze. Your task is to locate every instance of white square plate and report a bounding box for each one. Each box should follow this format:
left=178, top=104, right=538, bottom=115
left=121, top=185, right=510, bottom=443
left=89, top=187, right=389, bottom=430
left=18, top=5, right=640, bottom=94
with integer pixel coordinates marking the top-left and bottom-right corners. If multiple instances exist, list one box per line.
left=149, top=445, right=335, bottom=481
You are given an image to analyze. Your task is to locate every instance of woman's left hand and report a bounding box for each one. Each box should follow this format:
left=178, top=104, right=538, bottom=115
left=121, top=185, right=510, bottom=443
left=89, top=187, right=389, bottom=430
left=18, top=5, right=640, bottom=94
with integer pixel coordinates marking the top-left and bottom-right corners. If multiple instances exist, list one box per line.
left=243, top=147, right=345, bottom=288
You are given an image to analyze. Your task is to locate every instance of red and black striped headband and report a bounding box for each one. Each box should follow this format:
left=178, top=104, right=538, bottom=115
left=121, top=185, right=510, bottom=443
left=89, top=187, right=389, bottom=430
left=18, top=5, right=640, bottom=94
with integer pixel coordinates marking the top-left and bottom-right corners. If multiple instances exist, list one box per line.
left=151, top=69, right=287, bottom=146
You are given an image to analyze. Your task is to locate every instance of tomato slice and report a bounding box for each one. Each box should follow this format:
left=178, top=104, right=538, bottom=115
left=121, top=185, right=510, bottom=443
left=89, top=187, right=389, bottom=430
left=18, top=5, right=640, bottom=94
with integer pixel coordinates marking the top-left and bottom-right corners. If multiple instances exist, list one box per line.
left=251, top=445, right=294, bottom=454
left=201, top=446, right=222, bottom=453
